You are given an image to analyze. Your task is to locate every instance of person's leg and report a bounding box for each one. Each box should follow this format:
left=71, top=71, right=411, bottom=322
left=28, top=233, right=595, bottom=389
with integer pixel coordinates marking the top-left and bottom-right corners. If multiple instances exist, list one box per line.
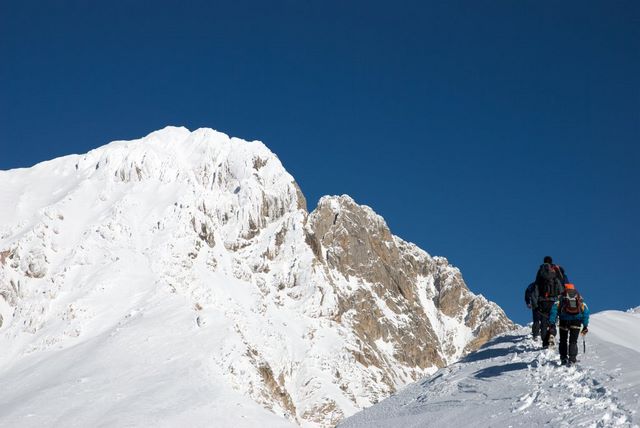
left=559, top=321, right=569, bottom=363
left=568, top=321, right=582, bottom=363
left=532, top=309, right=541, bottom=339
left=539, top=312, right=550, bottom=348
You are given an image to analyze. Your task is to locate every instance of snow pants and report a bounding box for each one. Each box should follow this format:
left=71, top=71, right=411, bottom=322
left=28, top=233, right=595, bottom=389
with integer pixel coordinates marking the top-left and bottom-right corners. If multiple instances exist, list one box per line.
left=531, top=309, right=541, bottom=338
left=538, top=310, right=552, bottom=348
left=559, top=320, right=582, bottom=362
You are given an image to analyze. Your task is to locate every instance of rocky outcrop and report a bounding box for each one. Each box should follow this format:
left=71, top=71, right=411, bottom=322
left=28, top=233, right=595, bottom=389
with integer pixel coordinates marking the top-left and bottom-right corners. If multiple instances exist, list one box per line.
left=307, top=195, right=513, bottom=377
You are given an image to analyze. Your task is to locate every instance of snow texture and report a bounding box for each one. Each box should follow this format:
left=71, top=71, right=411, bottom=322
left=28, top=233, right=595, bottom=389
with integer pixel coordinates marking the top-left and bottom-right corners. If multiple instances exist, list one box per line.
left=340, top=309, right=640, bottom=428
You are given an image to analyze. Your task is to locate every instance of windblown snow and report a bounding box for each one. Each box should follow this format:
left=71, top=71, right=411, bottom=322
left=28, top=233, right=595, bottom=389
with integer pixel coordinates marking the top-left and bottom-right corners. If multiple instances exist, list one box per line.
left=0, top=126, right=513, bottom=427
left=340, top=309, right=640, bottom=428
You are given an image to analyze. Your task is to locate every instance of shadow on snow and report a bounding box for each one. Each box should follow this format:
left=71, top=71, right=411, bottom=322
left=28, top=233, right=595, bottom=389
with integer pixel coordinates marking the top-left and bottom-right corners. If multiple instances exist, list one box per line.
left=461, top=334, right=531, bottom=364
left=473, top=362, right=530, bottom=379
left=463, top=333, right=536, bottom=379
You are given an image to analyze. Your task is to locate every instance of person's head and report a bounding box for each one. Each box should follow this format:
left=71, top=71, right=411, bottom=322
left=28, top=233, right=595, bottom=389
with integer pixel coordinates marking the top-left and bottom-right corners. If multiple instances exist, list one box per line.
left=565, top=283, right=575, bottom=290
left=543, top=256, right=553, bottom=264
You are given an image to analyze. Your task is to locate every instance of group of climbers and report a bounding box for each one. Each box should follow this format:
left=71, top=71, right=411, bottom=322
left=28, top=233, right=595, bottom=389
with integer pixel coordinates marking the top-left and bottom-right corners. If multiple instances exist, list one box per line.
left=524, top=256, right=590, bottom=365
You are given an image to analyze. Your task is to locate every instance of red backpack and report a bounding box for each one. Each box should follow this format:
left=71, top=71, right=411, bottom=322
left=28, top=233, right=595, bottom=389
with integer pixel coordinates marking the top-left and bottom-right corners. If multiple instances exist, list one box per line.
left=560, top=288, right=584, bottom=315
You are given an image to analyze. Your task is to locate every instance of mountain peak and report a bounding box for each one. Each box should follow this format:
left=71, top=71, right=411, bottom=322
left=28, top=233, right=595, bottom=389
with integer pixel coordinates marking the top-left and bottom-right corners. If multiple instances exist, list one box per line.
left=315, top=195, right=387, bottom=229
left=0, top=127, right=513, bottom=427
left=142, top=124, right=192, bottom=142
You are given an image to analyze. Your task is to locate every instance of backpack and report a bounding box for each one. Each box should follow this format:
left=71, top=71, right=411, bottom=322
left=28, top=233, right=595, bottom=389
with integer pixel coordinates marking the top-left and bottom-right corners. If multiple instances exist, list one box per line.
left=560, top=289, right=584, bottom=315
left=535, top=264, right=563, bottom=312
left=538, top=263, right=561, bottom=286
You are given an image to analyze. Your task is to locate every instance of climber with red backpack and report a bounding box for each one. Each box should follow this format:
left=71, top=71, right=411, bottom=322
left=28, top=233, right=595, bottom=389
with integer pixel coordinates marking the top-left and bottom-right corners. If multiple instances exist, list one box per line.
left=530, top=256, right=567, bottom=348
left=549, top=283, right=590, bottom=366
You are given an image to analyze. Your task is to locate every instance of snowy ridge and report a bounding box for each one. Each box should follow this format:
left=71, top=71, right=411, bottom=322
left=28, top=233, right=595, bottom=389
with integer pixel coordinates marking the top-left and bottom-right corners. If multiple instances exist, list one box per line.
left=0, top=127, right=512, bottom=427
left=340, top=309, right=640, bottom=427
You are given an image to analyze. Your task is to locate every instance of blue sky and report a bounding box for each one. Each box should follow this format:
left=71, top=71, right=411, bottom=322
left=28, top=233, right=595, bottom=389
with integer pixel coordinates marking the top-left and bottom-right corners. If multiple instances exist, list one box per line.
left=1, top=1, right=638, bottom=324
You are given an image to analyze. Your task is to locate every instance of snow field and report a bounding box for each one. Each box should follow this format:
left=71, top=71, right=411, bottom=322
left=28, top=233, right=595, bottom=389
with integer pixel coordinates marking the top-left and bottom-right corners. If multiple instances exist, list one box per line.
left=340, top=309, right=640, bottom=428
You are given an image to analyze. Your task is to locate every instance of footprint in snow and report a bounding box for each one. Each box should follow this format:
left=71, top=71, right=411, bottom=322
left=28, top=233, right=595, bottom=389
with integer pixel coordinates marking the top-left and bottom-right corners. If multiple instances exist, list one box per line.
left=513, top=390, right=538, bottom=412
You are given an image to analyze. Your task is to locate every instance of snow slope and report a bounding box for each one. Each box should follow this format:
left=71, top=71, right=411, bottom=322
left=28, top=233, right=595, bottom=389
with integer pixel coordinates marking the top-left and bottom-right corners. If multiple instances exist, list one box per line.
left=340, top=308, right=640, bottom=427
left=0, top=126, right=322, bottom=427
left=0, top=290, right=296, bottom=428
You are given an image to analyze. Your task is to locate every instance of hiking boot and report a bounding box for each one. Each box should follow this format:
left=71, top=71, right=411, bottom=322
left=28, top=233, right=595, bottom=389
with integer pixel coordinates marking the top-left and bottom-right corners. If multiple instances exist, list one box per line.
left=560, top=358, right=568, bottom=366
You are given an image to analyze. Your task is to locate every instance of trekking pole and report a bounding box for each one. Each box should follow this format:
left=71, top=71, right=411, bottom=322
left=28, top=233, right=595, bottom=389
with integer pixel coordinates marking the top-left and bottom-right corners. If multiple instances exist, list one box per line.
left=583, top=336, right=586, bottom=354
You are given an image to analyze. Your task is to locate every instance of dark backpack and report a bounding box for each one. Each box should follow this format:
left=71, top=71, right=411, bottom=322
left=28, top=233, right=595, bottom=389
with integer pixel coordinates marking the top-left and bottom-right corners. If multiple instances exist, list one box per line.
left=537, top=263, right=561, bottom=287
left=560, top=289, right=583, bottom=315
left=535, top=263, right=562, bottom=312
left=536, top=282, right=554, bottom=313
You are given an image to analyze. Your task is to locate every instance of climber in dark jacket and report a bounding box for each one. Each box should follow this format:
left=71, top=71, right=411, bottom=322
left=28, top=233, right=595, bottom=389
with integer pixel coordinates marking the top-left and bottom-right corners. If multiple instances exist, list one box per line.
left=530, top=256, right=566, bottom=348
left=549, top=283, right=590, bottom=365
left=524, top=282, right=541, bottom=339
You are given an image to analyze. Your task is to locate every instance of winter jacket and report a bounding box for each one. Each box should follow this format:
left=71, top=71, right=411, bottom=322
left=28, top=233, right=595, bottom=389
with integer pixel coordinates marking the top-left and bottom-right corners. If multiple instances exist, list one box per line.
left=549, top=300, right=590, bottom=327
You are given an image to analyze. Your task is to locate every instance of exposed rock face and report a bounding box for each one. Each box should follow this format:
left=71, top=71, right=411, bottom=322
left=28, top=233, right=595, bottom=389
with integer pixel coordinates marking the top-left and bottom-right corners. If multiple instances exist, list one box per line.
left=307, top=196, right=512, bottom=377
left=0, top=127, right=514, bottom=428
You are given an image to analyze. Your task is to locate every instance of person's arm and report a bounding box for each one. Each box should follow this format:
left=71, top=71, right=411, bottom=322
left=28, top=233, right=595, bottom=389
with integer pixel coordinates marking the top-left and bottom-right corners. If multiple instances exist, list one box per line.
left=530, top=283, right=539, bottom=309
left=582, top=304, right=590, bottom=328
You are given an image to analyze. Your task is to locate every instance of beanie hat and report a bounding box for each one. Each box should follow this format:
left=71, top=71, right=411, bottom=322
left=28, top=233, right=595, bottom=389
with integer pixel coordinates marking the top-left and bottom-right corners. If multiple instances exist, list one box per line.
left=543, top=256, right=553, bottom=264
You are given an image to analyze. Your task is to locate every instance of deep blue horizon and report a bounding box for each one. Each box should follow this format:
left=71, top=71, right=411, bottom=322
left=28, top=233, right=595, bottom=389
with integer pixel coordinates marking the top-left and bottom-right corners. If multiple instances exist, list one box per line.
left=1, top=1, right=638, bottom=324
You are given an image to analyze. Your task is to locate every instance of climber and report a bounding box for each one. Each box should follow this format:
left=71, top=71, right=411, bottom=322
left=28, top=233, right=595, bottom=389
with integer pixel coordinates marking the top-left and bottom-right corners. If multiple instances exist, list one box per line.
left=530, top=256, right=566, bottom=348
left=549, top=283, right=590, bottom=365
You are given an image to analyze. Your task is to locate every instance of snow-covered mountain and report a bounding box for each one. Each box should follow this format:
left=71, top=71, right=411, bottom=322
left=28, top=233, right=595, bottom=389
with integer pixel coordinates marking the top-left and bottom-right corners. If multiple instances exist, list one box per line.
left=340, top=308, right=640, bottom=427
left=0, top=127, right=513, bottom=427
